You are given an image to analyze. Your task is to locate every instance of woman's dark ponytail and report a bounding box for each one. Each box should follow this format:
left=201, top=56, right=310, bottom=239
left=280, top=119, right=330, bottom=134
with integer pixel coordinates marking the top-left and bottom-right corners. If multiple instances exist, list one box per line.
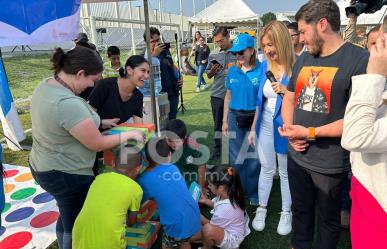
left=118, top=67, right=127, bottom=78
left=208, top=165, right=246, bottom=211
left=51, top=48, right=66, bottom=75
left=50, top=46, right=103, bottom=76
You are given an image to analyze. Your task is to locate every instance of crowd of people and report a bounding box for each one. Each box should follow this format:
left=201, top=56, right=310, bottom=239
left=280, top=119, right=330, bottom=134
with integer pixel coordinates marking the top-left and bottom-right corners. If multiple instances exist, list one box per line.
left=0, top=0, right=385, bottom=248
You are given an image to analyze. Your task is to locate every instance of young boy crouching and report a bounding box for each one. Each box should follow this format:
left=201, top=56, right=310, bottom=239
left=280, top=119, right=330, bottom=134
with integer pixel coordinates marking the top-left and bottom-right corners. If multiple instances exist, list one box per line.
left=72, top=145, right=143, bottom=249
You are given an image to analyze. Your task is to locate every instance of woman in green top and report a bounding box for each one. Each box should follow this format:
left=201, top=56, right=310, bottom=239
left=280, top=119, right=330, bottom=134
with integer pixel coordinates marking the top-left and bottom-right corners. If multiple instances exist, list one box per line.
left=29, top=46, right=144, bottom=249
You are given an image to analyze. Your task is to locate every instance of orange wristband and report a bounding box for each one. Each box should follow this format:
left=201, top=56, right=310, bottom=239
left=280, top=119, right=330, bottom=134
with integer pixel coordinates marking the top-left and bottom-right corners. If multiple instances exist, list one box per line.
left=307, top=127, right=316, bottom=141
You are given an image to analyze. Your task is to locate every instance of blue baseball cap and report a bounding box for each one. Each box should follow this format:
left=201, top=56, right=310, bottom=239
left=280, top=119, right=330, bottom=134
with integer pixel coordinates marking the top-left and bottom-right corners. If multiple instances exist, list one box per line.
left=229, top=33, right=255, bottom=53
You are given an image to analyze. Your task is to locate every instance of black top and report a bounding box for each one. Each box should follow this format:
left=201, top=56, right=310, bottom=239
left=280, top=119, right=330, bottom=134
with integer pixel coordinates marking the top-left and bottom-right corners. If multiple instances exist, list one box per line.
left=287, top=42, right=369, bottom=174
left=158, top=49, right=179, bottom=97
left=88, top=77, right=143, bottom=130
left=79, top=86, right=94, bottom=100
left=194, top=44, right=210, bottom=64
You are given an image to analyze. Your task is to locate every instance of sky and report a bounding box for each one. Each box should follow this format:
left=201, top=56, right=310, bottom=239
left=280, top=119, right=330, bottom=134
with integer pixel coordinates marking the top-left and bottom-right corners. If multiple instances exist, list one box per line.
left=133, top=0, right=310, bottom=16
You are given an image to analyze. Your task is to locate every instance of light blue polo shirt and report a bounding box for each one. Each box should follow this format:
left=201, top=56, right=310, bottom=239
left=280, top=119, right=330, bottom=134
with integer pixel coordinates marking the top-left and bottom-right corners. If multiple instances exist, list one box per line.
left=225, top=64, right=261, bottom=111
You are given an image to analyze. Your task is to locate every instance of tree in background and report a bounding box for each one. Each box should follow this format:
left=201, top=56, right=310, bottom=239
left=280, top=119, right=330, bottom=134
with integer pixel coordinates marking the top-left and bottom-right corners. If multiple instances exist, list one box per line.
left=261, top=12, right=277, bottom=27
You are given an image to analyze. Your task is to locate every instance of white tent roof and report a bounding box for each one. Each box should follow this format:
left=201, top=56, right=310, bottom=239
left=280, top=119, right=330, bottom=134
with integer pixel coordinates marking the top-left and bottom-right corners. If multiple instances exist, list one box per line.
left=188, top=0, right=258, bottom=25
left=337, top=0, right=387, bottom=26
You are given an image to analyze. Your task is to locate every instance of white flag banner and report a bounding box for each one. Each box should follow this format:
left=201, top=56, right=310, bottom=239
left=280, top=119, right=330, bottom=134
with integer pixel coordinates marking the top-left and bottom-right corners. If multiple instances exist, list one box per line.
left=0, top=0, right=81, bottom=47
left=0, top=58, right=25, bottom=151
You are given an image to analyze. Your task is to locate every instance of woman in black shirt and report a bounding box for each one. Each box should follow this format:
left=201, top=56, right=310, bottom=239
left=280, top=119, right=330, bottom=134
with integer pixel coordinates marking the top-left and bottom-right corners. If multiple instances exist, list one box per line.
left=89, top=55, right=150, bottom=130
left=88, top=55, right=150, bottom=175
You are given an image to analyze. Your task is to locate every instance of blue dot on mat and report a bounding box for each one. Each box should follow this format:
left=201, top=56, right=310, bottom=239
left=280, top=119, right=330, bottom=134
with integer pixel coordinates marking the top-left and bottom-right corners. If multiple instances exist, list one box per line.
left=32, top=192, right=54, bottom=204
left=0, top=226, right=5, bottom=236
left=5, top=207, right=35, bottom=222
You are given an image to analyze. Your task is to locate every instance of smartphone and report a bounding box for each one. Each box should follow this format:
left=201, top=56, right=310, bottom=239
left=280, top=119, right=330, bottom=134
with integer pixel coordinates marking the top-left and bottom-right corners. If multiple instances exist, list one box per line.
left=163, top=42, right=171, bottom=49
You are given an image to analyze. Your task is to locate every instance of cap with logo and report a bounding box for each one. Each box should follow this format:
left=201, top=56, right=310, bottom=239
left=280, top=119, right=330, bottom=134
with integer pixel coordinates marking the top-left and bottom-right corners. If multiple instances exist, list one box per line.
left=229, top=33, right=255, bottom=53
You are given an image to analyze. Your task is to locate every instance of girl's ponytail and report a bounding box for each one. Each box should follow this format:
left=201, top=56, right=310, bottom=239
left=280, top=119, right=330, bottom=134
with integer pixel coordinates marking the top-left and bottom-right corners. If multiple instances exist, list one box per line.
left=228, top=167, right=246, bottom=211
left=208, top=166, right=246, bottom=211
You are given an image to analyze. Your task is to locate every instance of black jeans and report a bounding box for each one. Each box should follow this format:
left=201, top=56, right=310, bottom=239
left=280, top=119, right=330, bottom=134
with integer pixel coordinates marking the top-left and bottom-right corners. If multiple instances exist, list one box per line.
left=169, top=95, right=179, bottom=120
left=210, top=96, right=224, bottom=155
left=288, top=156, right=347, bottom=249
left=30, top=166, right=94, bottom=249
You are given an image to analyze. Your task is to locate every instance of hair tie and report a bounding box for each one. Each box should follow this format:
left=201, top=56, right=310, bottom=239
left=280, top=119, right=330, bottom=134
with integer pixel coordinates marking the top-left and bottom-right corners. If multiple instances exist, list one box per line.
left=227, top=167, right=233, bottom=176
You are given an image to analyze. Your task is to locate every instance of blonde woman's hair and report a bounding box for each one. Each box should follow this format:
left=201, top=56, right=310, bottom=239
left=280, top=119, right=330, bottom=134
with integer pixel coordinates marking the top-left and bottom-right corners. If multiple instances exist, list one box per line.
left=260, top=21, right=296, bottom=77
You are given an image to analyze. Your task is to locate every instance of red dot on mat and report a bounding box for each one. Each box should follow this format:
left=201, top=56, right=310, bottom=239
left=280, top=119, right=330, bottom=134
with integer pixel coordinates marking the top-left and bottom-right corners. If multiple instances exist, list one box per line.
left=4, top=169, right=19, bottom=178
left=0, top=231, right=33, bottom=248
left=30, top=211, right=59, bottom=228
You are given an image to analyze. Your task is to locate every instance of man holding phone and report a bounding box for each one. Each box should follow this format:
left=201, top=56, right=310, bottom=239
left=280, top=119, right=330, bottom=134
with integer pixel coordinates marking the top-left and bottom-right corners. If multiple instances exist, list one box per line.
left=144, top=27, right=183, bottom=120
left=206, top=27, right=236, bottom=160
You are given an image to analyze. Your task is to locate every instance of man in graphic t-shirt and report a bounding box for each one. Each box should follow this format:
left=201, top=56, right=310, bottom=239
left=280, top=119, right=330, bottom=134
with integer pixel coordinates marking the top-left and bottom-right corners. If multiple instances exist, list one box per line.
left=279, top=1, right=369, bottom=249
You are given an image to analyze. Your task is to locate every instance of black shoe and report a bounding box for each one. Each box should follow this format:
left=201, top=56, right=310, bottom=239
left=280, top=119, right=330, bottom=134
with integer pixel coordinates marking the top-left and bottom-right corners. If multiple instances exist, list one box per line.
left=210, top=151, right=220, bottom=160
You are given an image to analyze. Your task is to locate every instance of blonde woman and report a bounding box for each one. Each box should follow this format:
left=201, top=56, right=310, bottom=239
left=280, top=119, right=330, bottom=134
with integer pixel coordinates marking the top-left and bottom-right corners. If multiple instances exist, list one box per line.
left=250, top=21, right=295, bottom=235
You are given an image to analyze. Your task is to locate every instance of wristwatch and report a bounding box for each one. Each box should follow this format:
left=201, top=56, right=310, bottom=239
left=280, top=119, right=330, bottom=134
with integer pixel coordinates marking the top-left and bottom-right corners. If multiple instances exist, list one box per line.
left=307, top=127, right=316, bottom=141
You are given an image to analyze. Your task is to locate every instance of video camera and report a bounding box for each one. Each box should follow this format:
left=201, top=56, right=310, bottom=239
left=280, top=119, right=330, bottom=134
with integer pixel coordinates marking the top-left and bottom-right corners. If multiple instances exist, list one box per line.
left=346, top=0, right=387, bottom=17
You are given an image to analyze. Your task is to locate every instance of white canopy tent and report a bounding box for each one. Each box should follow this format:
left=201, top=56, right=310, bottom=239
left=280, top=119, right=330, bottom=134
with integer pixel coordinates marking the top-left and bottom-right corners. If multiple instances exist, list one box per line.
left=188, top=0, right=259, bottom=27
left=337, top=0, right=387, bottom=26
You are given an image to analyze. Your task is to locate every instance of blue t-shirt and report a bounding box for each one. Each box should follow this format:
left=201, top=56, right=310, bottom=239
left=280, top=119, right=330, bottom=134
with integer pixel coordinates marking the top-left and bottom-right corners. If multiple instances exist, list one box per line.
left=225, top=64, right=261, bottom=111
left=138, top=163, right=201, bottom=239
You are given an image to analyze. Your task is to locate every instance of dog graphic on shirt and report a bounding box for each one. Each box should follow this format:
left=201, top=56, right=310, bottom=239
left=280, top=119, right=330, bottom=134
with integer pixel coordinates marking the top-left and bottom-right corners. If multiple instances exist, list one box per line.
left=297, top=69, right=328, bottom=113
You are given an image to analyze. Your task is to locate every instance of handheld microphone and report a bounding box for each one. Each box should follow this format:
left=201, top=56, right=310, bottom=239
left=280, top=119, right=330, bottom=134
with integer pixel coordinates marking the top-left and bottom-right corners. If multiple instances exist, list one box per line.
left=266, top=70, right=283, bottom=98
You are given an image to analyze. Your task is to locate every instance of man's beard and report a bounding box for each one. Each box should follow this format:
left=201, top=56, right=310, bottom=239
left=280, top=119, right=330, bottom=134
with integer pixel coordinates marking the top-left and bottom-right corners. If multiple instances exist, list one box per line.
left=309, top=32, right=324, bottom=56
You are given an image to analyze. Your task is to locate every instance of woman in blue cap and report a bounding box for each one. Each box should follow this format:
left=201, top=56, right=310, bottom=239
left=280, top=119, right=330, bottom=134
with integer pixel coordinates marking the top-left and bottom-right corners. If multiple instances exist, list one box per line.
left=222, top=33, right=261, bottom=205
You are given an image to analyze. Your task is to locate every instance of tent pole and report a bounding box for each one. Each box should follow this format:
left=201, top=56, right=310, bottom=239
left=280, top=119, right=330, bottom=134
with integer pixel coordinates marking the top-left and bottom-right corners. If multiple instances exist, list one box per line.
left=143, top=0, right=159, bottom=133
left=129, top=1, right=136, bottom=55
left=179, top=0, right=184, bottom=41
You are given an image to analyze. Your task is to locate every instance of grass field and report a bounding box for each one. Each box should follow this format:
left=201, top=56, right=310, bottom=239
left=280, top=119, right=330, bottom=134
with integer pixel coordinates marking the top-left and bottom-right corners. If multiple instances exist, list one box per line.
left=1, top=54, right=351, bottom=249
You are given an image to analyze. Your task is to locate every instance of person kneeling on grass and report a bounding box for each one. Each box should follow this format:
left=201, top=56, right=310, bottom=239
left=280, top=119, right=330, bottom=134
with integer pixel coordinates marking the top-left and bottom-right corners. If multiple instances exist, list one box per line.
left=165, top=119, right=207, bottom=193
left=139, top=138, right=201, bottom=249
left=72, top=147, right=143, bottom=249
left=191, top=165, right=250, bottom=249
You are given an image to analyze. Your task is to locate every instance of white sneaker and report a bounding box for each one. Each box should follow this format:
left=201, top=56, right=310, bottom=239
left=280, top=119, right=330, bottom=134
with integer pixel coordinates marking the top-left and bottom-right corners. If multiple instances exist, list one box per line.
left=277, top=211, right=292, bottom=236
left=201, top=84, right=208, bottom=90
left=196, top=87, right=200, bottom=92
left=252, top=207, right=267, bottom=231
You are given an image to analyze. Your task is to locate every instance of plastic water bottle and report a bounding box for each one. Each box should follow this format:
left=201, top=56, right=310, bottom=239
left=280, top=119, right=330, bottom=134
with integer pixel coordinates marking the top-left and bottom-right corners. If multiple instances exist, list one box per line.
left=140, top=57, right=161, bottom=96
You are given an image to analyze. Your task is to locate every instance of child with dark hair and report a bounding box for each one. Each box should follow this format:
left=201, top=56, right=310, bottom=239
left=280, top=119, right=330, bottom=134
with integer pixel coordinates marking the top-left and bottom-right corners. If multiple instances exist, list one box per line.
left=165, top=119, right=207, bottom=192
left=194, top=166, right=250, bottom=249
left=139, top=138, right=201, bottom=249
left=72, top=145, right=143, bottom=249
left=0, top=144, right=5, bottom=226
left=103, top=46, right=121, bottom=78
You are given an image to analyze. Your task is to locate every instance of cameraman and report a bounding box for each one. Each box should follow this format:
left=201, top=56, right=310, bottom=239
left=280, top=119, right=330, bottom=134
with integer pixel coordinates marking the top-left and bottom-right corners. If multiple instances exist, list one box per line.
left=343, top=15, right=367, bottom=47
left=343, top=0, right=385, bottom=49
left=143, top=27, right=183, bottom=120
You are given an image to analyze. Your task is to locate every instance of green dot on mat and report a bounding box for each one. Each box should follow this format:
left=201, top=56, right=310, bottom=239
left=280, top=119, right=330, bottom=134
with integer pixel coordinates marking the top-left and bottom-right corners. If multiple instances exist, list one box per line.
left=10, top=188, right=37, bottom=200
left=2, top=203, right=11, bottom=214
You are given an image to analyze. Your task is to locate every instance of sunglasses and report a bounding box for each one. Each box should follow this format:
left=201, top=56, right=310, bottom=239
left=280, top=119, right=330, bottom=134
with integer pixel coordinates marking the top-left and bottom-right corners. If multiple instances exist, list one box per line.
left=231, top=49, right=246, bottom=56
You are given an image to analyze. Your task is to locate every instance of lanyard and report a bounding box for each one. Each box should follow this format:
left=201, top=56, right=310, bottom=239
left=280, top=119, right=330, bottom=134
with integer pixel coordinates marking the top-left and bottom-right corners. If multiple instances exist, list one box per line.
left=54, top=75, right=74, bottom=94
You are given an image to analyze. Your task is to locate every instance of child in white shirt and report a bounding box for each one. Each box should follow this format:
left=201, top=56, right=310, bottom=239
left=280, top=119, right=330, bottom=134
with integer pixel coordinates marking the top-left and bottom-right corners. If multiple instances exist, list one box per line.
left=192, top=165, right=250, bottom=249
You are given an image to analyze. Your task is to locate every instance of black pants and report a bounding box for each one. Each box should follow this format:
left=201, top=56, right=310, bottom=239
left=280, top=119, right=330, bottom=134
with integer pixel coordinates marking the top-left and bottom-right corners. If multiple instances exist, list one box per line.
left=30, top=166, right=94, bottom=248
left=210, top=96, right=224, bottom=155
left=288, top=156, right=347, bottom=249
left=169, top=95, right=179, bottom=120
